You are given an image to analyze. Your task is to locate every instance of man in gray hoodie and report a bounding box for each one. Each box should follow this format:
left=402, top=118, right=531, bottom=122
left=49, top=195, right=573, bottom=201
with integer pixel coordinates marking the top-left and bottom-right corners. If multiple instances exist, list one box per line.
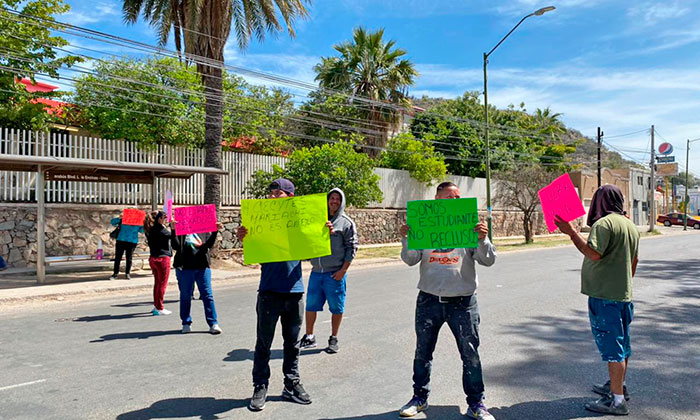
left=299, top=188, right=358, bottom=353
left=398, top=181, right=497, bottom=420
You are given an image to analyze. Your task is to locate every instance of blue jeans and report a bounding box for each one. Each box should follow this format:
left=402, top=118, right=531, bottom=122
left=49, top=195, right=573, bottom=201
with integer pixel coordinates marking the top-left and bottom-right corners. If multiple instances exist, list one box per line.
left=176, top=268, right=218, bottom=327
left=306, top=271, right=347, bottom=314
left=588, top=297, right=634, bottom=362
left=413, top=291, right=484, bottom=407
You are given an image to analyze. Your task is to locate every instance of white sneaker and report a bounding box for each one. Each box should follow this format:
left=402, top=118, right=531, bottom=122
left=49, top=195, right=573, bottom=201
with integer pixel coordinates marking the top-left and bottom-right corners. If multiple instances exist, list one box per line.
left=152, top=307, right=172, bottom=316
left=109, top=275, right=117, bottom=280
left=209, top=324, right=222, bottom=335
left=182, top=324, right=192, bottom=334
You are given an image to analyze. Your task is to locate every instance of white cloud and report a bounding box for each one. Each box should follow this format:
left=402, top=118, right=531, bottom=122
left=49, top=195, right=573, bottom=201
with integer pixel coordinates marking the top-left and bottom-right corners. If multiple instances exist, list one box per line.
left=64, top=2, right=120, bottom=26
left=627, top=2, right=689, bottom=24
left=411, top=62, right=700, bottom=171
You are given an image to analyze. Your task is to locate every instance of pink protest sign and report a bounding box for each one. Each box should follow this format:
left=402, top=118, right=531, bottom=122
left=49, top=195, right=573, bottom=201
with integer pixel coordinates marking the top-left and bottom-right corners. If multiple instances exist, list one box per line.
left=174, top=204, right=217, bottom=235
left=163, top=190, right=173, bottom=222
left=538, top=173, right=586, bottom=233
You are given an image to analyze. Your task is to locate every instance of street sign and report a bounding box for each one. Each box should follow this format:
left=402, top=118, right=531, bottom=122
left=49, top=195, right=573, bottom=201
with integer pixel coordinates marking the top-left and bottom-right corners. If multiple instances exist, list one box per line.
left=45, top=170, right=154, bottom=184
left=656, top=163, right=679, bottom=176
left=656, top=156, right=675, bottom=163
left=658, top=142, right=674, bottom=155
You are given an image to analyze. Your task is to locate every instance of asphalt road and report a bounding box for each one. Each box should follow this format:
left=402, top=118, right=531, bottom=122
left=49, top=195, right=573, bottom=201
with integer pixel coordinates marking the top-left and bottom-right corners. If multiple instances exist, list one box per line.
left=1, top=233, right=699, bottom=420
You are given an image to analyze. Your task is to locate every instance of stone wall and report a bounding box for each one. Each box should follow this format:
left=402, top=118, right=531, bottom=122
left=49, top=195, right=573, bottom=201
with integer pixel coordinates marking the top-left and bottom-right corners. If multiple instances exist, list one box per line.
left=0, top=204, right=566, bottom=268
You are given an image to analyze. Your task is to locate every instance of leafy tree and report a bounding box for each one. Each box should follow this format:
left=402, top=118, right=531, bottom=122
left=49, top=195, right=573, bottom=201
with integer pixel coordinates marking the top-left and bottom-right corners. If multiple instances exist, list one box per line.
left=494, top=164, right=558, bottom=243
left=0, top=0, right=81, bottom=129
left=72, top=56, right=294, bottom=153
left=123, top=0, right=310, bottom=206
left=314, top=27, right=418, bottom=157
left=247, top=141, right=382, bottom=207
left=295, top=91, right=371, bottom=148
left=379, top=133, right=446, bottom=185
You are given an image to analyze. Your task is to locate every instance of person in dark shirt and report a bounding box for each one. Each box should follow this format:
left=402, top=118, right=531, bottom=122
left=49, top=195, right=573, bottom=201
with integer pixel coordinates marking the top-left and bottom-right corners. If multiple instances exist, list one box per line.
left=238, top=178, right=329, bottom=411
left=144, top=211, right=173, bottom=316
left=171, top=221, right=222, bottom=335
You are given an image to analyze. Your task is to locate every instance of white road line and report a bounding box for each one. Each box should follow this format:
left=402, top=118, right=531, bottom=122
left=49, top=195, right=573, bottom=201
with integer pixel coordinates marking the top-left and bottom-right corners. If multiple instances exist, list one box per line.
left=0, top=379, right=47, bottom=391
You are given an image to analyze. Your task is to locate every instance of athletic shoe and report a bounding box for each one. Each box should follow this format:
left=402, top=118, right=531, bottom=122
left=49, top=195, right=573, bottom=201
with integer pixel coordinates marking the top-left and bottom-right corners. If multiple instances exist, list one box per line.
left=249, top=384, right=267, bottom=411
left=299, top=334, right=317, bottom=349
left=466, top=401, right=496, bottom=420
left=327, top=335, right=339, bottom=353
left=593, top=380, right=630, bottom=400
left=282, top=381, right=312, bottom=405
left=151, top=307, right=172, bottom=316
left=125, top=274, right=131, bottom=280
left=109, top=274, right=117, bottom=280
left=182, top=324, right=192, bottom=334
left=209, top=324, right=222, bottom=335
left=585, top=394, right=630, bottom=415
left=399, top=396, right=428, bottom=417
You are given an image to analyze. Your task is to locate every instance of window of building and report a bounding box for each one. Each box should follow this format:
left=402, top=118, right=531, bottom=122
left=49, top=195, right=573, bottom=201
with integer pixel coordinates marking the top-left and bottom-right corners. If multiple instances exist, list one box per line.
left=637, top=176, right=643, bottom=185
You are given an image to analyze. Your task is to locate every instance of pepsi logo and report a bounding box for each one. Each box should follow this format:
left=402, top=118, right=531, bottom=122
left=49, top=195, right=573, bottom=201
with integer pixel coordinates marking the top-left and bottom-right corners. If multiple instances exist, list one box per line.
left=658, top=142, right=674, bottom=155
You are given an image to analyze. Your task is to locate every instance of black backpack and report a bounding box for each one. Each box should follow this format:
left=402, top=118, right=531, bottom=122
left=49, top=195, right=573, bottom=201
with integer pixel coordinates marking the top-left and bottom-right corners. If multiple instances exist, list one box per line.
left=110, top=224, right=121, bottom=239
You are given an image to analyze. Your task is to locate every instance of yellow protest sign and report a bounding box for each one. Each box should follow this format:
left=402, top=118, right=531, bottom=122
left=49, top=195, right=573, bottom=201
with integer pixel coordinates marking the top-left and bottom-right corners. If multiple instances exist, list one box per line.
left=241, top=193, right=331, bottom=264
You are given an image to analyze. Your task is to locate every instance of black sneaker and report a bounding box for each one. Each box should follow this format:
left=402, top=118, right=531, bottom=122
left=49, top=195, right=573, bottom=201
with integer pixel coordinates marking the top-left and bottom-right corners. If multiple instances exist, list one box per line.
left=299, top=334, right=317, bottom=349
left=249, top=384, right=267, bottom=411
left=282, top=381, right=312, bottom=405
left=327, top=335, right=339, bottom=353
left=585, top=394, right=629, bottom=415
left=593, top=380, right=630, bottom=400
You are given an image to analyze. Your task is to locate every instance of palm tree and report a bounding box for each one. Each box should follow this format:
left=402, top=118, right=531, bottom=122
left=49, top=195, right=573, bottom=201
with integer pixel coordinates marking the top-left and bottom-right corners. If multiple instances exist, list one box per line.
left=122, top=0, right=309, bottom=205
left=533, top=107, right=566, bottom=139
left=314, top=27, right=418, bottom=157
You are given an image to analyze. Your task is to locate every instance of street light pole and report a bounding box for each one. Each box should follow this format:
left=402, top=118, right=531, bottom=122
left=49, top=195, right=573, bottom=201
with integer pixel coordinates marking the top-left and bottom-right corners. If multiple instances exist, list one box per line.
left=482, top=5, right=555, bottom=241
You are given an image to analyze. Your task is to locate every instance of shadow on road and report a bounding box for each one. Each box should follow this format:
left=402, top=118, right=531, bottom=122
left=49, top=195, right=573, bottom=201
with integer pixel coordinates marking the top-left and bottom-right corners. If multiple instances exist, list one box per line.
left=116, top=397, right=248, bottom=419
left=319, top=405, right=462, bottom=419
left=90, top=330, right=190, bottom=342
left=486, top=257, right=700, bottom=415
left=489, top=397, right=601, bottom=420
left=73, top=312, right=153, bottom=322
left=224, top=347, right=325, bottom=362
left=112, top=300, right=179, bottom=308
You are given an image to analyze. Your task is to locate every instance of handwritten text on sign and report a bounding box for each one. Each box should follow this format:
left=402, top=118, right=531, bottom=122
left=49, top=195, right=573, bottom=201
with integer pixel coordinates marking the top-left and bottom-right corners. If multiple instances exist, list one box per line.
left=538, top=173, right=586, bottom=233
left=241, top=193, right=331, bottom=264
left=407, top=198, right=479, bottom=250
left=122, top=208, right=146, bottom=226
left=174, top=204, right=218, bottom=235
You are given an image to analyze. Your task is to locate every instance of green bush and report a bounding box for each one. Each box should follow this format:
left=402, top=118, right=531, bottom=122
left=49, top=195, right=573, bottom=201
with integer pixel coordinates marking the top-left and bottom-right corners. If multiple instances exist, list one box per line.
left=379, top=133, right=447, bottom=185
left=246, top=142, right=382, bottom=207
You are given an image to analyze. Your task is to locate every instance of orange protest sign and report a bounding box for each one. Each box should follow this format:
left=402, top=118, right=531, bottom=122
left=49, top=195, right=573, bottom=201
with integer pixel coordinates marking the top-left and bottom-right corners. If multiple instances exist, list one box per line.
left=122, top=208, right=146, bottom=226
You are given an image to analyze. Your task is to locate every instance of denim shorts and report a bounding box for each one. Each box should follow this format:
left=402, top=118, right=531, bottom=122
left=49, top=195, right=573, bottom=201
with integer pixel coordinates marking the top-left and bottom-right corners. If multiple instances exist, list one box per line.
left=588, top=297, right=634, bottom=362
left=306, top=271, right=346, bottom=314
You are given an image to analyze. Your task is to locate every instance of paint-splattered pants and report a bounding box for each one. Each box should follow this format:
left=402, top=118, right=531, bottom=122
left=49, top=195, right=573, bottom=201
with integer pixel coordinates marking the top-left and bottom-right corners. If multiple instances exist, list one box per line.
left=412, top=291, right=484, bottom=406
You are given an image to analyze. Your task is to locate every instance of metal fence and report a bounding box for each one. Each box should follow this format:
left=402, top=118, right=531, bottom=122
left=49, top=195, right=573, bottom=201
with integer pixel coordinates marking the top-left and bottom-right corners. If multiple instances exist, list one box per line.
left=0, top=128, right=286, bottom=206
left=0, top=128, right=490, bottom=208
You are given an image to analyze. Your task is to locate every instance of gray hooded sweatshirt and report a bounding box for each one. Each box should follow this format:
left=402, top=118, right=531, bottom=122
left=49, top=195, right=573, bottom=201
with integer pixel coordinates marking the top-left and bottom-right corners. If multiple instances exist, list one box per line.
left=401, top=238, right=496, bottom=297
left=311, top=188, right=359, bottom=273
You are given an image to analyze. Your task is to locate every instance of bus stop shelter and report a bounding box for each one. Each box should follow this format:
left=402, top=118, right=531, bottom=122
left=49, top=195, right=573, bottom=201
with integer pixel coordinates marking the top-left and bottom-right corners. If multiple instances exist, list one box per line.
left=0, top=153, right=228, bottom=283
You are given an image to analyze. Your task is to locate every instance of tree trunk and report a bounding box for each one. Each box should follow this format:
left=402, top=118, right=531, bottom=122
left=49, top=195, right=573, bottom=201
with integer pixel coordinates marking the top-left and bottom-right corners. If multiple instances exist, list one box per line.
left=203, top=67, right=223, bottom=207
left=523, top=213, right=533, bottom=243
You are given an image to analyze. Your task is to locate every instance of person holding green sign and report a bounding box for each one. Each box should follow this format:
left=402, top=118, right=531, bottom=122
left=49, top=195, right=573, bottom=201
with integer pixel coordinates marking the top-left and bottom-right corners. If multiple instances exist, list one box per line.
left=398, top=182, right=497, bottom=420
left=300, top=188, right=358, bottom=354
left=237, top=178, right=317, bottom=412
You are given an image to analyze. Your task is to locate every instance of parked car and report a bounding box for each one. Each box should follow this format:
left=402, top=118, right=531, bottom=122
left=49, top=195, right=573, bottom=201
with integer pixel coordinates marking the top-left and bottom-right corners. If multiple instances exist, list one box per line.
left=657, top=213, right=700, bottom=229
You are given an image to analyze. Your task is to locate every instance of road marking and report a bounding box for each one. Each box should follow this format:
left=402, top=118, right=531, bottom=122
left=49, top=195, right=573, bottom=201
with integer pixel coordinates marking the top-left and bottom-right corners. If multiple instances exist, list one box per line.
left=0, top=379, right=47, bottom=391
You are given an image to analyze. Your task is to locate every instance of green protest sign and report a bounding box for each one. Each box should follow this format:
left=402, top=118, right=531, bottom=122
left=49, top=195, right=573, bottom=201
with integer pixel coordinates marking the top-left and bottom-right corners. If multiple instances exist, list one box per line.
left=406, top=198, right=479, bottom=250
left=241, top=193, right=331, bottom=264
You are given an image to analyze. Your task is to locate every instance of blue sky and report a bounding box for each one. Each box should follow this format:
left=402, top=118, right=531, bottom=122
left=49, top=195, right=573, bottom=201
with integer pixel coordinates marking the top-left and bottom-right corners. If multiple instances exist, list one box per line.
left=58, top=0, right=700, bottom=173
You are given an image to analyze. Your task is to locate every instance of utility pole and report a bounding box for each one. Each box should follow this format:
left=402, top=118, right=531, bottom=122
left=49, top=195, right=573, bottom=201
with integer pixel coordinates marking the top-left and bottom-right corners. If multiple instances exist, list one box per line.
left=597, top=127, right=603, bottom=188
left=685, top=139, right=690, bottom=230
left=649, top=125, right=655, bottom=232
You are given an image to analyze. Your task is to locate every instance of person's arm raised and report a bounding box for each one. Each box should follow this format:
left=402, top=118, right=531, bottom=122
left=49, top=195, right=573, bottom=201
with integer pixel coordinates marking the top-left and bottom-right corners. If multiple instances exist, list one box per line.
left=554, top=215, right=602, bottom=261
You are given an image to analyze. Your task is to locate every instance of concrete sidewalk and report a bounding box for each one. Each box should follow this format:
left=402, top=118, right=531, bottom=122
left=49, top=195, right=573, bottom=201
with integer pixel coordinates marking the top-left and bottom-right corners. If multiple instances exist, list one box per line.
left=0, top=257, right=400, bottom=304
